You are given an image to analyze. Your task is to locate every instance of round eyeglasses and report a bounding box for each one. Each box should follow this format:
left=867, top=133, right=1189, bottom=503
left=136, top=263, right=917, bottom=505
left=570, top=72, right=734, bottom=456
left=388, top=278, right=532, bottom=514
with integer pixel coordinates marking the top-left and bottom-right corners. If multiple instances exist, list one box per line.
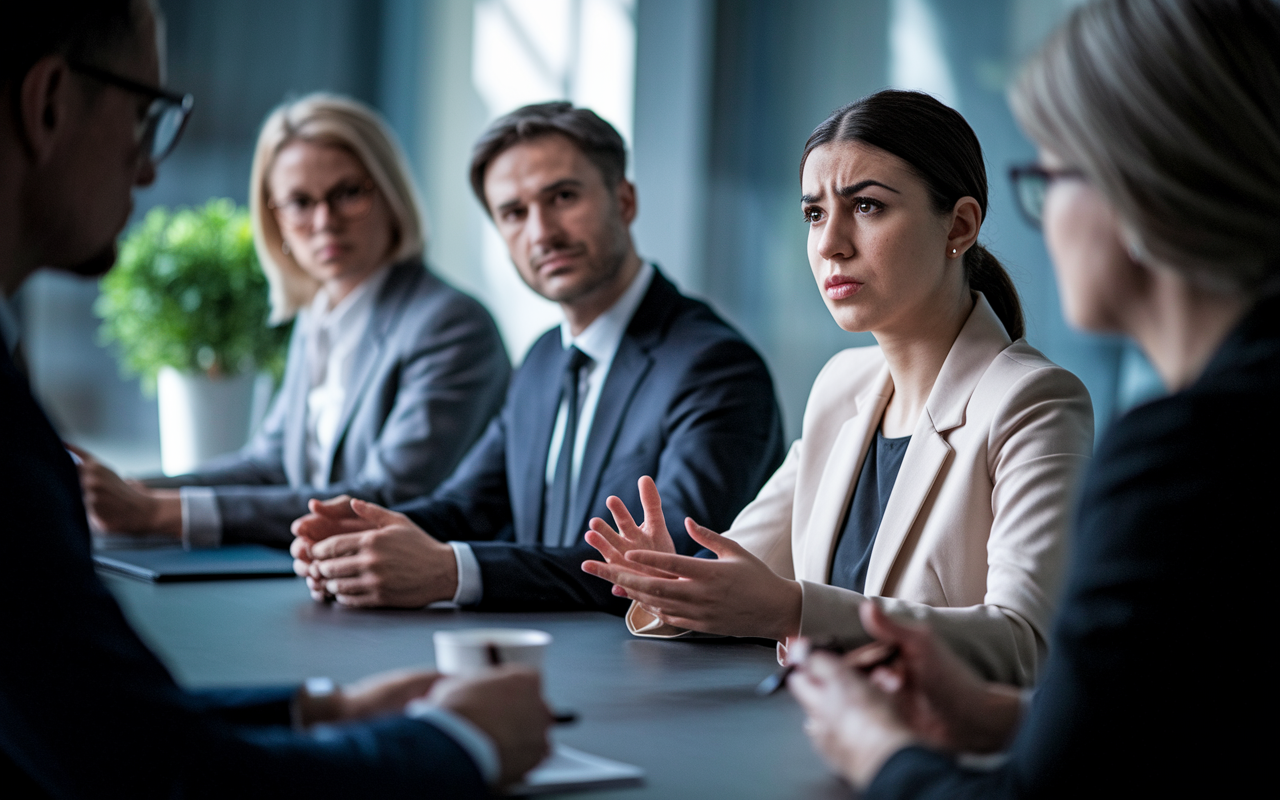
left=268, top=181, right=378, bottom=231
left=1008, top=164, right=1085, bottom=228
left=69, top=62, right=194, bottom=165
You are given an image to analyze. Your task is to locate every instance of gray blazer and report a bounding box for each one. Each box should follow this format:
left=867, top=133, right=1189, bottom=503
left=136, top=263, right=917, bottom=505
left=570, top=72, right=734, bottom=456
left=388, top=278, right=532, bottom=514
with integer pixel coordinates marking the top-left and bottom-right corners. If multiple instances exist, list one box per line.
left=147, top=259, right=510, bottom=547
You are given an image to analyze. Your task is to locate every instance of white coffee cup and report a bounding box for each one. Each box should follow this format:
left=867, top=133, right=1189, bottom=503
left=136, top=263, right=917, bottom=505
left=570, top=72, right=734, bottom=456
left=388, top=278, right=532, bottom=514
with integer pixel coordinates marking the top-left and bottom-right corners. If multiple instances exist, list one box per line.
left=433, top=628, right=552, bottom=677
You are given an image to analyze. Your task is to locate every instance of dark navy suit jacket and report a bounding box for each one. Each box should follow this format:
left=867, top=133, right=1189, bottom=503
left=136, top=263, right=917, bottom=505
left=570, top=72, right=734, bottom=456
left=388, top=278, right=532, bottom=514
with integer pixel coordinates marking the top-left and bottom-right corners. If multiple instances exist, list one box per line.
left=399, top=269, right=786, bottom=612
left=865, top=295, right=1277, bottom=799
left=0, top=347, right=487, bottom=798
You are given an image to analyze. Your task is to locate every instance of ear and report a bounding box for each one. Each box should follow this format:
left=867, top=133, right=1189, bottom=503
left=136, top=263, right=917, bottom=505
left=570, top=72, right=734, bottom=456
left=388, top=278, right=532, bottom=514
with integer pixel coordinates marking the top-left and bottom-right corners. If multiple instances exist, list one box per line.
left=945, top=196, right=982, bottom=259
left=18, top=55, right=77, bottom=165
left=613, top=178, right=638, bottom=225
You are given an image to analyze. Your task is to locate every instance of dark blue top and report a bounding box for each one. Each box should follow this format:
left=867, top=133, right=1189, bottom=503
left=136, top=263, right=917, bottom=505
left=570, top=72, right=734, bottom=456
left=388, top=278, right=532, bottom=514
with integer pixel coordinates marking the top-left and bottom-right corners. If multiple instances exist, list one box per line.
left=829, top=430, right=910, bottom=593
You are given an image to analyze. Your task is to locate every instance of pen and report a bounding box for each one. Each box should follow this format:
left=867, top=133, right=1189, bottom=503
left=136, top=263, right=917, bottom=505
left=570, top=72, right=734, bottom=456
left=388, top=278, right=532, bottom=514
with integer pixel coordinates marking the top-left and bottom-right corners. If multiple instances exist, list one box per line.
left=484, top=642, right=578, bottom=725
left=755, top=639, right=900, bottom=696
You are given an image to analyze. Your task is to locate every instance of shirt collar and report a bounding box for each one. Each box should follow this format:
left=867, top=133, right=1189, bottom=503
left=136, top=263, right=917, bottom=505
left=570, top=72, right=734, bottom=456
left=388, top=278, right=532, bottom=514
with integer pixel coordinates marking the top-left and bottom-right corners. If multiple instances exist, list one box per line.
left=307, top=263, right=393, bottom=332
left=559, top=262, right=654, bottom=364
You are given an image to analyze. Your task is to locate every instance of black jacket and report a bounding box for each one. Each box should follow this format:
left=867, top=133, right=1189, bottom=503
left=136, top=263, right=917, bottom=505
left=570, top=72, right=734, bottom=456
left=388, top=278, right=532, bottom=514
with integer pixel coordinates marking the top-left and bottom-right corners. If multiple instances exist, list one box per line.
left=0, top=345, right=488, bottom=798
left=867, top=294, right=1278, bottom=798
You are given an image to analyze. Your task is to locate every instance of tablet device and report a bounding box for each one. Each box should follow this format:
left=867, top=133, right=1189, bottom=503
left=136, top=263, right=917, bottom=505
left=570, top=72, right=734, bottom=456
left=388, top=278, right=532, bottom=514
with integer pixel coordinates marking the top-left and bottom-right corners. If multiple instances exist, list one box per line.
left=93, top=544, right=297, bottom=582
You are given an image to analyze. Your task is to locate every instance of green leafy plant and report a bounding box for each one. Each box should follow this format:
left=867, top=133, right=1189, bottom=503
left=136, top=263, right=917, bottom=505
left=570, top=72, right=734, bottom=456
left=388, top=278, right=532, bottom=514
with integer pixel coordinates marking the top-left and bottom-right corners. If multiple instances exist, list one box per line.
left=96, top=198, right=290, bottom=392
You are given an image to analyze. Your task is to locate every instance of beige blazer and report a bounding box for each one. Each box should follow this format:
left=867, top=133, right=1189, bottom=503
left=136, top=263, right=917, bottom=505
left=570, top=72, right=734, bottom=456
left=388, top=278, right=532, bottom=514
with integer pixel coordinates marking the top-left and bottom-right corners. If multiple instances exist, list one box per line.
left=627, top=296, right=1094, bottom=685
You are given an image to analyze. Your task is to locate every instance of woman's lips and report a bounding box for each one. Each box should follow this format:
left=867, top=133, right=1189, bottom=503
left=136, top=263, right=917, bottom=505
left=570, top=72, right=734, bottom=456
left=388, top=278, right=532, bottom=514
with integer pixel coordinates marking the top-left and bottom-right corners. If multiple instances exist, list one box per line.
left=824, top=275, right=863, bottom=300
left=315, top=243, right=349, bottom=262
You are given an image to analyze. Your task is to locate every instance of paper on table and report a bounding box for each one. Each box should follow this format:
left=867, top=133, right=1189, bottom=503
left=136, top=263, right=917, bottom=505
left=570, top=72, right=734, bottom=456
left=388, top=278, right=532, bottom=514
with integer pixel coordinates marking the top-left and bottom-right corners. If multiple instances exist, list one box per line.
left=506, top=744, right=644, bottom=796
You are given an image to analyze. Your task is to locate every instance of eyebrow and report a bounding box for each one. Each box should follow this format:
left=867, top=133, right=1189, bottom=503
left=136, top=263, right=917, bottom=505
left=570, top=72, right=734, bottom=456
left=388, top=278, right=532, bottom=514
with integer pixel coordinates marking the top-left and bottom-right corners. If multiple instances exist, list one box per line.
left=800, top=179, right=901, bottom=205
left=539, top=178, right=584, bottom=196
left=494, top=178, right=584, bottom=215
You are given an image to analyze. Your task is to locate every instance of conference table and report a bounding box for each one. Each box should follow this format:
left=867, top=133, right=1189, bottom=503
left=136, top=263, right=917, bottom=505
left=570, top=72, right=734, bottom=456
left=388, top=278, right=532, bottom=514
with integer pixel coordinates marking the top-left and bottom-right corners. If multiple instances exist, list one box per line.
left=102, top=572, right=853, bottom=799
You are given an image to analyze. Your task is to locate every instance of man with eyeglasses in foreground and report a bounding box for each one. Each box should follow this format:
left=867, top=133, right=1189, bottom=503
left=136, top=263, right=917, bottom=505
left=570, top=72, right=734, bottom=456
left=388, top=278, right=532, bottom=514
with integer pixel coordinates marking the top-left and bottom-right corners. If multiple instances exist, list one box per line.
left=0, top=2, right=550, bottom=796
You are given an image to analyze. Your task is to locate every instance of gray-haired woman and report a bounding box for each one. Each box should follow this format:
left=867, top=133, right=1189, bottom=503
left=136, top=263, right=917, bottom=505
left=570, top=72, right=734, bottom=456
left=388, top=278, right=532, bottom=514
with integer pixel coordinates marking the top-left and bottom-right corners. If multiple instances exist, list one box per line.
left=788, top=0, right=1280, bottom=796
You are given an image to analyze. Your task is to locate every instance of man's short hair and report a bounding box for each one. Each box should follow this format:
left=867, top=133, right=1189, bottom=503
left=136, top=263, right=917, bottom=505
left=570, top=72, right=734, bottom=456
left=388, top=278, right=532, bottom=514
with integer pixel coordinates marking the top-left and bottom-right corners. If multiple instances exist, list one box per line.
left=469, top=101, right=627, bottom=213
left=2, top=0, right=143, bottom=90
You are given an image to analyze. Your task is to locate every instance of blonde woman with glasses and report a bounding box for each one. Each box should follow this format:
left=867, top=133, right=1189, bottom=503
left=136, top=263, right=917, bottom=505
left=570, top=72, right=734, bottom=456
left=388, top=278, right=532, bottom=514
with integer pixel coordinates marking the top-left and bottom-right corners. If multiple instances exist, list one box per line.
left=788, top=0, right=1280, bottom=796
left=75, top=93, right=510, bottom=548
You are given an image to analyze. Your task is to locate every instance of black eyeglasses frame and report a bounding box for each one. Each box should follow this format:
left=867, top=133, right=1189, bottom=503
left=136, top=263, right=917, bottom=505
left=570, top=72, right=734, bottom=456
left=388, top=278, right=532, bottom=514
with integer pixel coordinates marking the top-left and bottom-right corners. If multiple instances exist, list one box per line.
left=1008, top=164, right=1085, bottom=229
left=68, top=62, right=194, bottom=165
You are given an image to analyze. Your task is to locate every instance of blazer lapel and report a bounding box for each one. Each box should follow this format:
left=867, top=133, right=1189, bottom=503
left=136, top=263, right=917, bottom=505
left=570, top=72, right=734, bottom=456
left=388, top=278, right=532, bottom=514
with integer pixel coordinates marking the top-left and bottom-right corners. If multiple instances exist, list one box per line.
left=863, top=424, right=951, bottom=596
left=281, top=326, right=310, bottom=487
left=322, top=262, right=421, bottom=481
left=570, top=338, right=653, bottom=539
left=799, top=366, right=892, bottom=582
left=513, top=338, right=569, bottom=545
left=863, top=293, right=1012, bottom=595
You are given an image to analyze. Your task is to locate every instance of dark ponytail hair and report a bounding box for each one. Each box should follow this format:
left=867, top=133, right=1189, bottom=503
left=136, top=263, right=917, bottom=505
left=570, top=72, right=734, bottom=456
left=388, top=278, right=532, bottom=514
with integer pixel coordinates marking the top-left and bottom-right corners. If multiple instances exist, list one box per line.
left=801, top=90, right=1025, bottom=340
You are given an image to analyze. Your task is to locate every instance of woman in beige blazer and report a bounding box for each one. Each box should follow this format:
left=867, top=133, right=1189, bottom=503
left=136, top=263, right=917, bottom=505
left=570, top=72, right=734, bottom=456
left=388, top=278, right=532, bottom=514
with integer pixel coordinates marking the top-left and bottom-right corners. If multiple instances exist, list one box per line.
left=581, top=90, right=1094, bottom=686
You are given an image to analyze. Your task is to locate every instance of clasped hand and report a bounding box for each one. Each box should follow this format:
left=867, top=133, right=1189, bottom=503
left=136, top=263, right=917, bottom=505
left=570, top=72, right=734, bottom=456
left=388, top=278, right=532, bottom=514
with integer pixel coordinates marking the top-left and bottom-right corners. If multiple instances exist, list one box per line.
left=290, top=496, right=458, bottom=608
left=580, top=476, right=802, bottom=642
left=787, top=602, right=1024, bottom=789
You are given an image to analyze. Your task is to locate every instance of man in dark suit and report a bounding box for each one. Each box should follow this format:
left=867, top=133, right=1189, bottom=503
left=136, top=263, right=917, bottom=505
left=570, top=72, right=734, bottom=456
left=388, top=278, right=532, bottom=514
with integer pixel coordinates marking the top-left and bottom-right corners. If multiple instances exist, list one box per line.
left=292, top=102, right=785, bottom=612
left=1, top=2, right=550, bottom=795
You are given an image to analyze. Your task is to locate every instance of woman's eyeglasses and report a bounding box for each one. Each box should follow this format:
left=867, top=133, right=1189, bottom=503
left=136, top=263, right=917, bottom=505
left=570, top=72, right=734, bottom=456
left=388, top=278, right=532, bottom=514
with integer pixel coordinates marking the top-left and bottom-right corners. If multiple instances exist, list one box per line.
left=268, top=182, right=378, bottom=230
left=1008, top=164, right=1085, bottom=228
left=69, top=62, right=194, bottom=165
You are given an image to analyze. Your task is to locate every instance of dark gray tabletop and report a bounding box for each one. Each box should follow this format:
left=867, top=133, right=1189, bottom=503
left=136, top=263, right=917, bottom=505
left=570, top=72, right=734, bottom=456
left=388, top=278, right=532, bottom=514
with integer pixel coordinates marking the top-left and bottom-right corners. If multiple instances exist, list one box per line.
left=103, top=573, right=852, bottom=799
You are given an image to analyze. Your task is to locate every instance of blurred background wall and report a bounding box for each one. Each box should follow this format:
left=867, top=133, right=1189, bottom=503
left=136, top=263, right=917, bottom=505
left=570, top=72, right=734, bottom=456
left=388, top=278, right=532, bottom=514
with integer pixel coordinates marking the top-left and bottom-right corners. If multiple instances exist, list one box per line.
left=16, top=0, right=1163, bottom=476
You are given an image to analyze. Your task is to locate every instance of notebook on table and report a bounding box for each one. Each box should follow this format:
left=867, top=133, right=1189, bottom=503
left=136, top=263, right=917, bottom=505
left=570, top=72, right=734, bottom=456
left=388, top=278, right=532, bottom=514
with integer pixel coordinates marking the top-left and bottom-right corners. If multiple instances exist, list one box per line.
left=93, top=544, right=297, bottom=583
left=507, top=745, right=644, bottom=796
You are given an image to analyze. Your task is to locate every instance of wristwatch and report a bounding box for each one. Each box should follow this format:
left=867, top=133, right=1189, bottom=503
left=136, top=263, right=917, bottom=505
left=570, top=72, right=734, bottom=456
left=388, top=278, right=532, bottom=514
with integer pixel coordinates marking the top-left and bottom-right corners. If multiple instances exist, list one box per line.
left=294, top=676, right=340, bottom=728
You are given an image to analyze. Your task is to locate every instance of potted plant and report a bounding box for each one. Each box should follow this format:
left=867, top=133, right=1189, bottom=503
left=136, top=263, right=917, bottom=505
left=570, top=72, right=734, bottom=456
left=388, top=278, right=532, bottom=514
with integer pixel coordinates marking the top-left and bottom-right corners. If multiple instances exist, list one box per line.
left=96, top=198, right=290, bottom=475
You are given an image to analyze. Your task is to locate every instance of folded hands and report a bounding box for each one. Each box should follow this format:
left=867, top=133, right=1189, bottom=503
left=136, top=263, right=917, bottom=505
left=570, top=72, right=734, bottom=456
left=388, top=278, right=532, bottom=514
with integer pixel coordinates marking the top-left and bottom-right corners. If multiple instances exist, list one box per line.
left=290, top=496, right=458, bottom=607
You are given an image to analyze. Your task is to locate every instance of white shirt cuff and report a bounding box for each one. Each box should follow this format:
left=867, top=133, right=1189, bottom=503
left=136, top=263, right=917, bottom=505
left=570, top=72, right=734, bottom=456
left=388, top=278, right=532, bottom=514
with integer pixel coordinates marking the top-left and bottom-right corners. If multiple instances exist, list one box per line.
left=405, top=702, right=500, bottom=785
left=180, top=486, right=222, bottom=549
left=449, top=541, right=483, bottom=606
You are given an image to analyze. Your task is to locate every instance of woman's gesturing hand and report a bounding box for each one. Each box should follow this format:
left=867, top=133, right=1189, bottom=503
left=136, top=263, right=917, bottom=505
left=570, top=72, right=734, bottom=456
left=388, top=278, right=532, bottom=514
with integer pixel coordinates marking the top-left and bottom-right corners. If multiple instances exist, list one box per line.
left=582, top=502, right=803, bottom=642
left=583, top=476, right=678, bottom=573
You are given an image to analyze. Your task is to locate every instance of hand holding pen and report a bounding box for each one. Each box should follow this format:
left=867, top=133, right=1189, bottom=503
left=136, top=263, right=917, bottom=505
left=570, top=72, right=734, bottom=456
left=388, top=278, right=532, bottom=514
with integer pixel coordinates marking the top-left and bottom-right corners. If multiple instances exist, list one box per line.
left=756, top=637, right=900, bottom=696
left=485, top=642, right=579, bottom=725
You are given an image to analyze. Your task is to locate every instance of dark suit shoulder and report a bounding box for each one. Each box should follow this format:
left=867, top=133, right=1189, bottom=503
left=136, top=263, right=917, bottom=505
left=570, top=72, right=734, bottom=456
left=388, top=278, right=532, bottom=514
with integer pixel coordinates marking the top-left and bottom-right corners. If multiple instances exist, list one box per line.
left=629, top=270, right=754, bottom=349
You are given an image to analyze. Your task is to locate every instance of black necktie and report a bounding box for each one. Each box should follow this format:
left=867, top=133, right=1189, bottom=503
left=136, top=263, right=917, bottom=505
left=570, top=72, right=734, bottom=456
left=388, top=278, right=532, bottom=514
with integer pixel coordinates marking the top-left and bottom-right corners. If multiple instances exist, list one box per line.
left=542, top=346, right=592, bottom=546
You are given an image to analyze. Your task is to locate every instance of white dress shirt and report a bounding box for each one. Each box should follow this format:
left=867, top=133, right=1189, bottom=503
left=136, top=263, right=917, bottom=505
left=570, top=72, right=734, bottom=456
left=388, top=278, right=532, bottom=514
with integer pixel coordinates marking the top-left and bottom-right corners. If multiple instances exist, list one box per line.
left=302, top=266, right=391, bottom=487
left=448, top=262, right=655, bottom=605
left=181, top=266, right=392, bottom=548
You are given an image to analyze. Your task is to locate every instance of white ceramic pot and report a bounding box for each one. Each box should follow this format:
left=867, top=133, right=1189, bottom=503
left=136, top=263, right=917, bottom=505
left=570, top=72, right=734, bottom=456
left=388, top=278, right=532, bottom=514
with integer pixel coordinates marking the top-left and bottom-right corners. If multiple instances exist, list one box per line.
left=156, top=366, right=274, bottom=476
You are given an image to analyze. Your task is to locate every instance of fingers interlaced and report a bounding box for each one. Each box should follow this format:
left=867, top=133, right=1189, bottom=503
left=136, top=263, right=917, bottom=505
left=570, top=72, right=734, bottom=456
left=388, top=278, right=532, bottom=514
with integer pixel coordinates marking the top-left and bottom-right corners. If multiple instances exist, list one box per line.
left=311, top=533, right=365, bottom=561
left=316, top=556, right=366, bottom=579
